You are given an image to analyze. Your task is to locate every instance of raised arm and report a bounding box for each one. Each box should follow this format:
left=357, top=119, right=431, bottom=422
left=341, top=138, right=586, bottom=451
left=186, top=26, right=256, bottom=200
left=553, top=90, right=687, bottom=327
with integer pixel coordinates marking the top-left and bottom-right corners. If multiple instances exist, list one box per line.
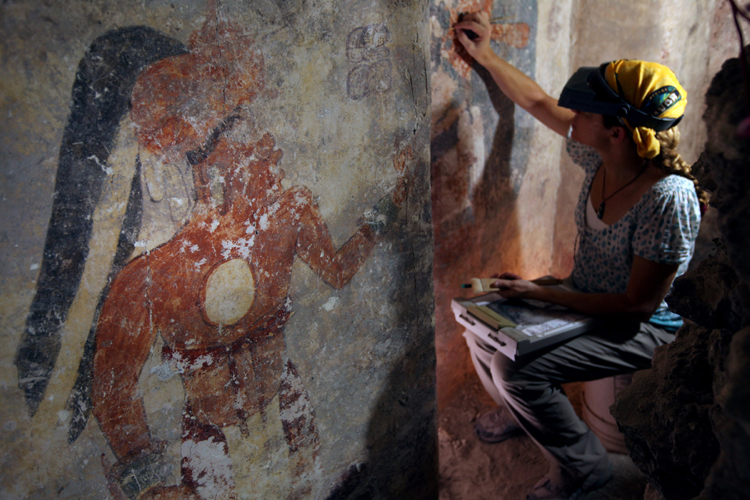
left=454, top=12, right=575, bottom=137
left=296, top=148, right=411, bottom=289
left=294, top=186, right=378, bottom=289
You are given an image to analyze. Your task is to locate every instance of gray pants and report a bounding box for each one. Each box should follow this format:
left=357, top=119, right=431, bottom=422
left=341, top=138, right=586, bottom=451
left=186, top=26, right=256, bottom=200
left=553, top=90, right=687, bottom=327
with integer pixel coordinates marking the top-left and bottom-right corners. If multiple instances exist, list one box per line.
left=465, top=322, right=674, bottom=480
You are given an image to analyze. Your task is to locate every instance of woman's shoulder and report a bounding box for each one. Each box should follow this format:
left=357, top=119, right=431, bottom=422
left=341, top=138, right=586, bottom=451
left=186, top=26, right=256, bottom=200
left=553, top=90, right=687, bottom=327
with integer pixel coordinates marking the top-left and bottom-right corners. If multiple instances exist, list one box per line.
left=643, top=174, right=699, bottom=208
left=651, top=173, right=696, bottom=193
left=635, top=173, right=701, bottom=227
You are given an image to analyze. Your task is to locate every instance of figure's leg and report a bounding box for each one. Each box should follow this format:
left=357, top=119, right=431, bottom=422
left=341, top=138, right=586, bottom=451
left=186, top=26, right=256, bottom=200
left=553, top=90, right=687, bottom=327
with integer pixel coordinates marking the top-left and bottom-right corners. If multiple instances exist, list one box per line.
left=279, top=359, right=320, bottom=499
left=179, top=404, right=237, bottom=500
left=140, top=485, right=200, bottom=500
left=222, top=394, right=291, bottom=500
left=490, top=322, right=673, bottom=485
left=116, top=403, right=231, bottom=500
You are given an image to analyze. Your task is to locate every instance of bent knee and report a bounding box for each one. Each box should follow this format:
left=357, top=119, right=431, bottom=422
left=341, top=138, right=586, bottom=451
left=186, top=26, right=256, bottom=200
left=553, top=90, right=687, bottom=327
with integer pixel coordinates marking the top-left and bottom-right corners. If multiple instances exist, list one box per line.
left=489, top=351, right=526, bottom=385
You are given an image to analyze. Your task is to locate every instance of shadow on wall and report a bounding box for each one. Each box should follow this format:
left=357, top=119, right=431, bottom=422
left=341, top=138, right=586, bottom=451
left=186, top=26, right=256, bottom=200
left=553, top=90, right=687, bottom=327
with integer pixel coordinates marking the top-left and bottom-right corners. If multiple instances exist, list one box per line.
left=430, top=64, right=519, bottom=280
left=324, top=342, right=438, bottom=500
left=429, top=0, right=535, bottom=410
left=324, top=184, right=438, bottom=500
left=430, top=60, right=521, bottom=409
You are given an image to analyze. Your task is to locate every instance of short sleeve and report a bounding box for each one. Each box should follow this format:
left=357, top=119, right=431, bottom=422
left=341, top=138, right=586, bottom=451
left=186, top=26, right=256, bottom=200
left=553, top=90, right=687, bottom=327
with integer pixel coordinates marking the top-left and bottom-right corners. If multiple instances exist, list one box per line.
left=633, top=177, right=701, bottom=265
left=565, top=138, right=602, bottom=176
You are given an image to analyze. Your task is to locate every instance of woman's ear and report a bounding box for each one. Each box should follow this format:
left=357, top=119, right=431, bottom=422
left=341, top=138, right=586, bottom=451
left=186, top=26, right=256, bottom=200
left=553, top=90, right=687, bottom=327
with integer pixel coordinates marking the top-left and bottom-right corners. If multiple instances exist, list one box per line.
left=610, top=125, right=628, bottom=143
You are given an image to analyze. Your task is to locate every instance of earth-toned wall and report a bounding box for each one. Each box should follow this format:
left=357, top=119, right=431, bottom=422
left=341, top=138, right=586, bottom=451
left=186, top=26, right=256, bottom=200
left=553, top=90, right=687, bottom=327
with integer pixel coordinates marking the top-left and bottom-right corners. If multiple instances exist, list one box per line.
left=612, top=48, right=750, bottom=500
left=431, top=0, right=750, bottom=411
left=0, top=1, right=435, bottom=499
left=430, top=0, right=573, bottom=408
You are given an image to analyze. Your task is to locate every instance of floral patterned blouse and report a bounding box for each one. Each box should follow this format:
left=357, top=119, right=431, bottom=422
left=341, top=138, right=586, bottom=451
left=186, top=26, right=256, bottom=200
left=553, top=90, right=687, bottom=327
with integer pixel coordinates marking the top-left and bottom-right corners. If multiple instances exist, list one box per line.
left=566, top=139, right=701, bottom=331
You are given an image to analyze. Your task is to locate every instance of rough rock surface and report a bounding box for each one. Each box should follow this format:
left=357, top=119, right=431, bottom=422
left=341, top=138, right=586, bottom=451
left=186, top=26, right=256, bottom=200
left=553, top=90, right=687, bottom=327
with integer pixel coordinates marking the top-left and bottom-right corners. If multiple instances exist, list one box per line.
left=438, top=376, right=648, bottom=500
left=611, top=50, right=750, bottom=500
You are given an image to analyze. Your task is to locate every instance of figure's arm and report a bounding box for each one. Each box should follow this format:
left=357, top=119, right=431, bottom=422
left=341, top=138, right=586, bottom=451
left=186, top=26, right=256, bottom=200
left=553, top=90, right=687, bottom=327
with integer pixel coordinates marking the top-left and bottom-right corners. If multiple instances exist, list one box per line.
left=91, top=265, right=157, bottom=461
left=295, top=186, right=378, bottom=289
left=296, top=148, right=411, bottom=289
left=454, top=12, right=575, bottom=137
left=490, top=256, right=679, bottom=323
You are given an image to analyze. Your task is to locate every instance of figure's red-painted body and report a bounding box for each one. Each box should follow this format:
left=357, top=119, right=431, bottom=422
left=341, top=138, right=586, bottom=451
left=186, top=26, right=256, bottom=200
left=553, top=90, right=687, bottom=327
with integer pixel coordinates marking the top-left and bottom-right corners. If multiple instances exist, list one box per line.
left=91, top=132, right=400, bottom=499
left=89, top=5, right=410, bottom=496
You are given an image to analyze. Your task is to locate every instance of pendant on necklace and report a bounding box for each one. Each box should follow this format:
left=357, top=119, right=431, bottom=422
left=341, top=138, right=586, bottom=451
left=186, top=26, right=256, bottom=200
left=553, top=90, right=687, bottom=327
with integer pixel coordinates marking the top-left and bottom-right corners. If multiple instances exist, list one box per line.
left=597, top=202, right=605, bottom=219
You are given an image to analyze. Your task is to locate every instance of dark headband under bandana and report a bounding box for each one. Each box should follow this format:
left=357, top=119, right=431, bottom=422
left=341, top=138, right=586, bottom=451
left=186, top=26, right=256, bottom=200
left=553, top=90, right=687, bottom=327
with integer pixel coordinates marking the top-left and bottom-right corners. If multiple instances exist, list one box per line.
left=559, top=59, right=687, bottom=158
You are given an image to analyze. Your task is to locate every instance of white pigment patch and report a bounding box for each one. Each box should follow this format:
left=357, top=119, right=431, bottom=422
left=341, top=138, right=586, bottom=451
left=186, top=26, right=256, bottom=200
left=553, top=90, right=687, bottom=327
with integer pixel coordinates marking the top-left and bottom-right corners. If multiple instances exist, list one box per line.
left=321, top=296, right=340, bottom=312
left=258, top=213, right=269, bottom=230
left=182, top=437, right=235, bottom=499
left=221, top=237, right=255, bottom=260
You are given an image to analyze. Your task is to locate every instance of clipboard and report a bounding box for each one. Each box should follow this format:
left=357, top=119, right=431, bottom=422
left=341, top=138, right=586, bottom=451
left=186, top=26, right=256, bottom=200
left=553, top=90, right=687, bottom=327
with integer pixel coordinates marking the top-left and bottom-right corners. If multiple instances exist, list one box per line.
left=452, top=285, right=602, bottom=360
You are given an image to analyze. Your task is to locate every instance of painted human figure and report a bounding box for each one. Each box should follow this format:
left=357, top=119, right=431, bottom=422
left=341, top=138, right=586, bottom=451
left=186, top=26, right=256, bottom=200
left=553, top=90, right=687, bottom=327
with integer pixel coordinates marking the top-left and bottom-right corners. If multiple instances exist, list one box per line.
left=90, top=7, right=411, bottom=500
left=94, top=127, right=408, bottom=500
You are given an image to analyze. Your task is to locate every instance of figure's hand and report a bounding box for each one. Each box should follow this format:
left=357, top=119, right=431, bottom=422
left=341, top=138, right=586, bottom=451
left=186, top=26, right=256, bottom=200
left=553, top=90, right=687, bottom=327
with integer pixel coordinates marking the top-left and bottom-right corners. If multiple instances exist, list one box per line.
left=360, top=146, right=413, bottom=235
left=103, top=441, right=172, bottom=500
left=454, top=12, right=494, bottom=65
left=490, top=272, right=539, bottom=298
left=391, top=146, right=412, bottom=207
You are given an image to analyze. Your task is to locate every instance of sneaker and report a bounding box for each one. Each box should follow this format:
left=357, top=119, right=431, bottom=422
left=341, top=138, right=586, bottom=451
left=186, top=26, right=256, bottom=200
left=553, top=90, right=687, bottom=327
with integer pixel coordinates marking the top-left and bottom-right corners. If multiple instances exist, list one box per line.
left=526, top=463, right=613, bottom=500
left=473, top=406, right=524, bottom=444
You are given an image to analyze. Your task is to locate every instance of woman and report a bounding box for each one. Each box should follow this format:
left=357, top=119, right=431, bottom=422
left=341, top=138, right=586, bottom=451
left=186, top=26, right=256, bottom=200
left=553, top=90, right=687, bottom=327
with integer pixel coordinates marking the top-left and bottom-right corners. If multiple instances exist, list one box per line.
left=454, top=12, right=705, bottom=500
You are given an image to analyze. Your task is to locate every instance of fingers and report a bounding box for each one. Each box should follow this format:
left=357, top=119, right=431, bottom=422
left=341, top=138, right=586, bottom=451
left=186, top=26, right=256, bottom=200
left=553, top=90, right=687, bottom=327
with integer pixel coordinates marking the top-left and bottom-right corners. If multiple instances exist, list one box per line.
left=454, top=21, right=489, bottom=43
left=453, top=13, right=492, bottom=59
left=454, top=19, right=488, bottom=32
left=455, top=29, right=475, bottom=49
left=490, top=279, right=519, bottom=295
left=458, top=11, right=489, bottom=25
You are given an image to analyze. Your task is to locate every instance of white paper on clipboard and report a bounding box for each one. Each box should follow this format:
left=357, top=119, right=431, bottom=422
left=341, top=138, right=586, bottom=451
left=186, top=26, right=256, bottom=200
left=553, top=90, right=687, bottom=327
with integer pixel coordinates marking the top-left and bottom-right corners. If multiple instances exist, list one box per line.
left=452, top=280, right=602, bottom=359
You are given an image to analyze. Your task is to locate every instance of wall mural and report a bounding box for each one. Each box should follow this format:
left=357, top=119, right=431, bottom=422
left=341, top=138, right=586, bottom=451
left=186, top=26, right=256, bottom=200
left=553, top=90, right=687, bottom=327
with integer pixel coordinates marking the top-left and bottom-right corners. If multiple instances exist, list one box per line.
left=429, top=0, right=536, bottom=406
left=12, top=2, right=415, bottom=499
left=347, top=24, right=393, bottom=100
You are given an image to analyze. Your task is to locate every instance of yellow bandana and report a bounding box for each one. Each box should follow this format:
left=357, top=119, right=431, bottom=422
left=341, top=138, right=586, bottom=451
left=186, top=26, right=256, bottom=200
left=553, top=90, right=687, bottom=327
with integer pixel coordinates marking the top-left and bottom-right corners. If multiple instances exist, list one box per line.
left=604, top=60, right=687, bottom=159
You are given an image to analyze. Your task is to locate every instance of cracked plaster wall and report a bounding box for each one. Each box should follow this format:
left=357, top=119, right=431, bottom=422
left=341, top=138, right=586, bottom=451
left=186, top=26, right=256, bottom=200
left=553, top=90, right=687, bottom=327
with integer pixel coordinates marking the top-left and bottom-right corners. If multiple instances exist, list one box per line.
left=0, top=1, right=436, bottom=499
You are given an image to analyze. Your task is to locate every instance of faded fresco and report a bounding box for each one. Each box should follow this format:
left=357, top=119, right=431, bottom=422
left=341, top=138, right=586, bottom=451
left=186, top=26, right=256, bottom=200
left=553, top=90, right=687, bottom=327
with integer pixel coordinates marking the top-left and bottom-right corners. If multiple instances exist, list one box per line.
left=429, top=0, right=537, bottom=404
left=1, top=1, right=434, bottom=499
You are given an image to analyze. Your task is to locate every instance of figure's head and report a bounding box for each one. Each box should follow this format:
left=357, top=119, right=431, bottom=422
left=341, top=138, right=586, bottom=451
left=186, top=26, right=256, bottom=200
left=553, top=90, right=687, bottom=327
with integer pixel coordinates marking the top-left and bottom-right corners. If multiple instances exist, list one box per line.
left=560, top=59, right=687, bottom=159
left=131, top=13, right=265, bottom=162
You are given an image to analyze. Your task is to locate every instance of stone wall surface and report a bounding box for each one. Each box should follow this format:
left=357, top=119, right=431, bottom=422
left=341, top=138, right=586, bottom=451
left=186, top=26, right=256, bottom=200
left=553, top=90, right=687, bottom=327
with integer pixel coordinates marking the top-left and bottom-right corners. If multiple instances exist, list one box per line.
left=0, top=1, right=435, bottom=499
left=430, top=0, right=746, bottom=410
left=431, top=0, right=576, bottom=409
left=612, top=48, right=750, bottom=500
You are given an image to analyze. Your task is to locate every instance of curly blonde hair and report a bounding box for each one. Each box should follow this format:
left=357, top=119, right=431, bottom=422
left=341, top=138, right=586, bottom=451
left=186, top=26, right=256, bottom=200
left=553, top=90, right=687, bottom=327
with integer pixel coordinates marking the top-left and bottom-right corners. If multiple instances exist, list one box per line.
left=653, top=127, right=710, bottom=207
left=603, top=114, right=710, bottom=208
